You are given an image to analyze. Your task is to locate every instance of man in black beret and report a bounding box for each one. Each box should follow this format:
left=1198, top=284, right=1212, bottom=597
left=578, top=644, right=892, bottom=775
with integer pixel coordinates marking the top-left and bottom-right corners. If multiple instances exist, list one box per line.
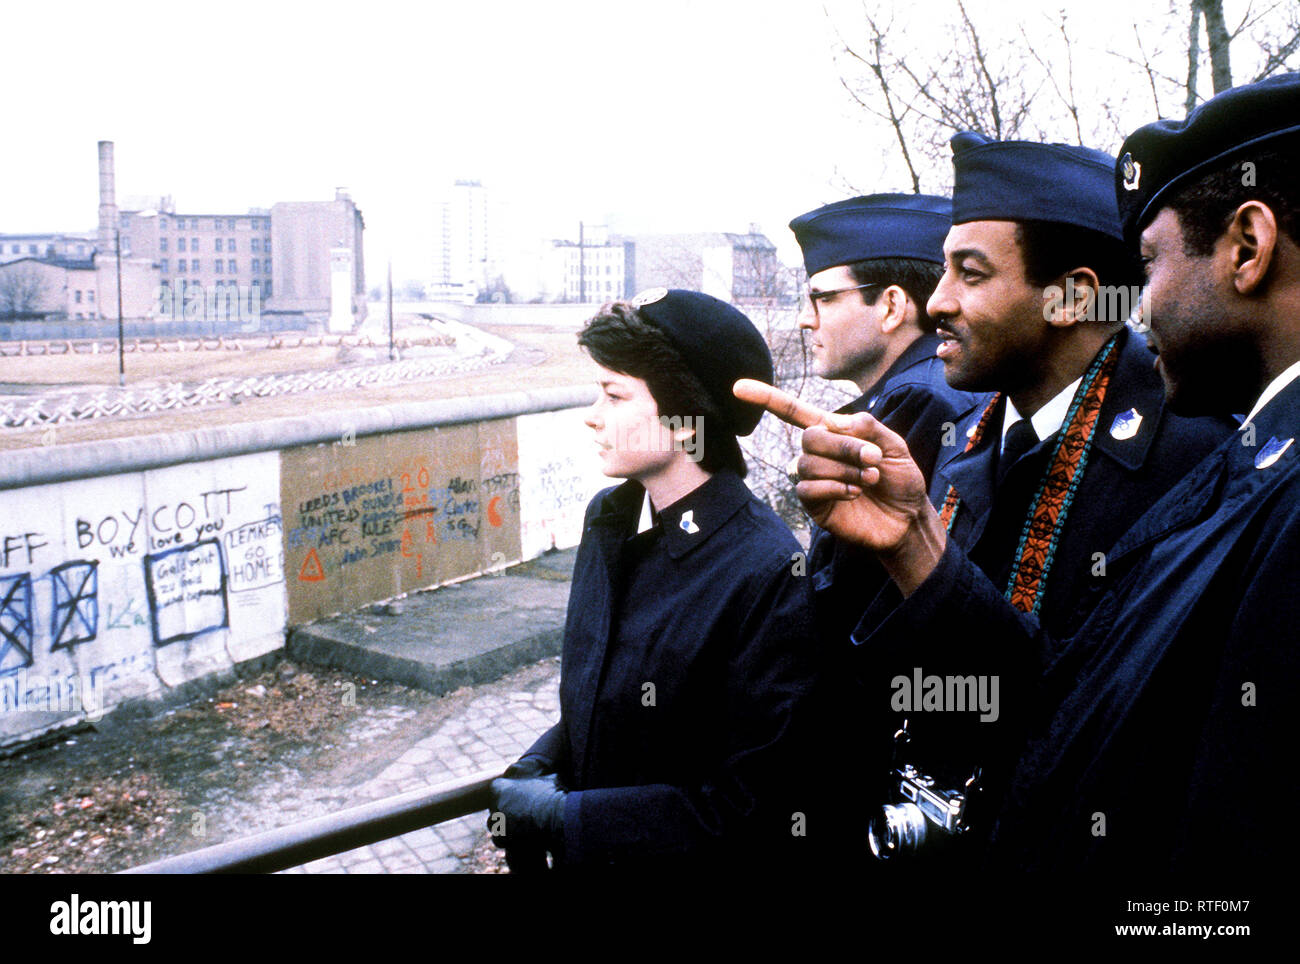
left=753, top=72, right=1300, bottom=876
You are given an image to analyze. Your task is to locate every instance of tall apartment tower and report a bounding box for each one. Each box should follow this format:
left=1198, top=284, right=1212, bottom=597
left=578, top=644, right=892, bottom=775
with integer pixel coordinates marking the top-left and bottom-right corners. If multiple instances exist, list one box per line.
left=432, top=179, right=493, bottom=300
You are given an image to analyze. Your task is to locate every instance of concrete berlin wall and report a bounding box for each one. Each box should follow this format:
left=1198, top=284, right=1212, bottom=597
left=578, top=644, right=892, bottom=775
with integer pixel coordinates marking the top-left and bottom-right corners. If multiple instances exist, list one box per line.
left=0, top=386, right=605, bottom=747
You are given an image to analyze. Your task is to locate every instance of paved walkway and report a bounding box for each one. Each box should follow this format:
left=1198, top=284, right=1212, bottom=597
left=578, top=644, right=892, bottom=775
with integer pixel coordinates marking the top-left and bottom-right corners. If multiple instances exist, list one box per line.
left=280, top=661, right=560, bottom=874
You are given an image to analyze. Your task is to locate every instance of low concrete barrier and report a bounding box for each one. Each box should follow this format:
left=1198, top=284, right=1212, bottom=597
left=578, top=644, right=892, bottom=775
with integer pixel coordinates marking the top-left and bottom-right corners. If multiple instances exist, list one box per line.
left=0, top=384, right=607, bottom=747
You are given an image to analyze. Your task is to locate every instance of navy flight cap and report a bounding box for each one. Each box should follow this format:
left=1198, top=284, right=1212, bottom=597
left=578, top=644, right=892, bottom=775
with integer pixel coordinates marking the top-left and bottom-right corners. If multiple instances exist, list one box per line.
left=627, top=287, right=774, bottom=437
left=1116, top=72, right=1300, bottom=244
left=949, top=131, right=1124, bottom=240
left=789, top=193, right=951, bottom=276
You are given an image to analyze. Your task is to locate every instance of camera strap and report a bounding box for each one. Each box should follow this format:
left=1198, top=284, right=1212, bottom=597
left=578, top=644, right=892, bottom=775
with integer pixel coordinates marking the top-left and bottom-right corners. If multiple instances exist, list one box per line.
left=938, top=332, right=1122, bottom=615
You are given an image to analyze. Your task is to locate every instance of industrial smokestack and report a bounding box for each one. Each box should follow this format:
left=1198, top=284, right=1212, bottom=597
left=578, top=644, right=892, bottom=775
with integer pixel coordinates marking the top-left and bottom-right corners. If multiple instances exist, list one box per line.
left=98, top=140, right=117, bottom=258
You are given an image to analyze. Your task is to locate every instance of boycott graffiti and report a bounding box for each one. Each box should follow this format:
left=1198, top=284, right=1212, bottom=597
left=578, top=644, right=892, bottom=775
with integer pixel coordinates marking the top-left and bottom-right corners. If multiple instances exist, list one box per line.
left=74, top=487, right=248, bottom=557
left=2, top=452, right=284, bottom=747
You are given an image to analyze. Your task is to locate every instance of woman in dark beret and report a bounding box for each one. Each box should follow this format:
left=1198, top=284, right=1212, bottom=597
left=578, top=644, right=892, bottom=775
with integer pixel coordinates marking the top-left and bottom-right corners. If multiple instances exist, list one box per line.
left=486, top=288, right=820, bottom=872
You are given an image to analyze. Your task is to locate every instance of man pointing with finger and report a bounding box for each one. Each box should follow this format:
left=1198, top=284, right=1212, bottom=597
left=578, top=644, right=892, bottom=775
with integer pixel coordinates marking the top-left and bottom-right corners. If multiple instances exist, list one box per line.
left=744, top=74, right=1300, bottom=875
left=796, top=136, right=1230, bottom=870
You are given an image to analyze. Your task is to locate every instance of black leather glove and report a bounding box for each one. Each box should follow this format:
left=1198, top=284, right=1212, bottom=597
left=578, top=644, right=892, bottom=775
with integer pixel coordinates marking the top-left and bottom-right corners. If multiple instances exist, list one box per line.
left=487, top=755, right=563, bottom=872
left=488, top=772, right=567, bottom=855
left=502, top=755, right=554, bottom=781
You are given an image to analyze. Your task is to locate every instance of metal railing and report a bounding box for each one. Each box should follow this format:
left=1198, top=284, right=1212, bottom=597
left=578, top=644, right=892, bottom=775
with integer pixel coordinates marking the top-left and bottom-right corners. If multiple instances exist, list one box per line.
left=120, top=770, right=497, bottom=874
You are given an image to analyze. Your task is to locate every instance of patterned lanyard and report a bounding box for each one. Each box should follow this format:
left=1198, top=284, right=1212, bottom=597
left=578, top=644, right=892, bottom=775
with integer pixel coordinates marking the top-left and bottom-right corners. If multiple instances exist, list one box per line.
left=938, top=333, right=1122, bottom=614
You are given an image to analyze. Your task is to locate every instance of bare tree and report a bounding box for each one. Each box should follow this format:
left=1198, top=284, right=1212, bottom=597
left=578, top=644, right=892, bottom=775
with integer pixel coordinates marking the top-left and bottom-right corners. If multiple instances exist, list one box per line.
left=832, top=1, right=1072, bottom=194
left=0, top=265, right=51, bottom=318
left=1187, top=0, right=1235, bottom=109
left=833, top=0, right=1300, bottom=189
left=1243, top=0, right=1300, bottom=82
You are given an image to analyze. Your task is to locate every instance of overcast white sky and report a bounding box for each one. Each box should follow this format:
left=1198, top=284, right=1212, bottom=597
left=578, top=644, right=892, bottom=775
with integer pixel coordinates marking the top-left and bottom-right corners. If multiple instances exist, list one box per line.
left=0, top=0, right=1266, bottom=287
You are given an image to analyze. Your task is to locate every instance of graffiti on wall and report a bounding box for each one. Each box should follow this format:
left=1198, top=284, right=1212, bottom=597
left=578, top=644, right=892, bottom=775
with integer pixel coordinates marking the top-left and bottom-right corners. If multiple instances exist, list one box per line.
left=0, top=453, right=285, bottom=743
left=281, top=421, right=523, bottom=624
left=516, top=408, right=610, bottom=559
left=1, top=402, right=604, bottom=745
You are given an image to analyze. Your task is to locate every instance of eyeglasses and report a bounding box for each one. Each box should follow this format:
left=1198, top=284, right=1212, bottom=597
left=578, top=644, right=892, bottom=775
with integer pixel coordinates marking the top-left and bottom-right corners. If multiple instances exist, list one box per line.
left=802, top=282, right=882, bottom=320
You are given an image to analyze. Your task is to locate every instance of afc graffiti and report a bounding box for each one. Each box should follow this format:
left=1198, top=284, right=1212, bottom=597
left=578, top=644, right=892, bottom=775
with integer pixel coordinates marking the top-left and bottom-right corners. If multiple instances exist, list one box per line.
left=74, top=487, right=248, bottom=556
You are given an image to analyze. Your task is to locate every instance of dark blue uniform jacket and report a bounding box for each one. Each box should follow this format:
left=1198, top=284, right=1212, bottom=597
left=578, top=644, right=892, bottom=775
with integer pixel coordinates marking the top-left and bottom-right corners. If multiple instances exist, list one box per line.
left=925, top=325, right=1234, bottom=640
left=521, top=470, right=818, bottom=870
left=852, top=373, right=1300, bottom=876
left=850, top=326, right=1233, bottom=848
left=810, top=331, right=984, bottom=647
left=804, top=331, right=982, bottom=857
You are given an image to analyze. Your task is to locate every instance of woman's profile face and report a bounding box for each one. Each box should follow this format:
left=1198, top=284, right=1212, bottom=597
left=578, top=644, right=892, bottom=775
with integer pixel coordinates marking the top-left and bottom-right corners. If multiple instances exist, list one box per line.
left=584, top=363, right=681, bottom=482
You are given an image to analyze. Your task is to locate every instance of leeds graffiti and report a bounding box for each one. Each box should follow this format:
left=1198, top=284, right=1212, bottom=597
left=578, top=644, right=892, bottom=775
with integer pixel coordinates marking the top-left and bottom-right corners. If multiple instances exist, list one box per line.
left=289, top=464, right=522, bottom=568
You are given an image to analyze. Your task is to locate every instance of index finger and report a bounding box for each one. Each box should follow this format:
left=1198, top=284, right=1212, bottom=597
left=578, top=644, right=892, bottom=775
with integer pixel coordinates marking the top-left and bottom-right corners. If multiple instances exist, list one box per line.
left=733, top=378, right=834, bottom=430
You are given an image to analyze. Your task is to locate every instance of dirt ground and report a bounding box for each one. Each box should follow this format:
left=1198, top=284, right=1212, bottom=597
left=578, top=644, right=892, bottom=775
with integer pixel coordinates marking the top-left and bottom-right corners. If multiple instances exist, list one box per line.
left=0, top=323, right=594, bottom=451
left=0, top=656, right=553, bottom=875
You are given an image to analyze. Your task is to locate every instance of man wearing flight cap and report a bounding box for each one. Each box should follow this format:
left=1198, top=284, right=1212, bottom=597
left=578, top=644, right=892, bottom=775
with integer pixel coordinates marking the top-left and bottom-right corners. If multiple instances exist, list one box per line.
left=835, top=135, right=1230, bottom=870
left=790, top=193, right=982, bottom=483
left=786, top=196, right=983, bottom=862
left=917, top=132, right=1231, bottom=642
left=766, top=73, right=1300, bottom=875
left=789, top=195, right=982, bottom=653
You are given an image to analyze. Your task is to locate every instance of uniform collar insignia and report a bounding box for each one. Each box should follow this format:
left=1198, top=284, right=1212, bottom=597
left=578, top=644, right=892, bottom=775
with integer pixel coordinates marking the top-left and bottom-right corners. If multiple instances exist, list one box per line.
left=679, top=510, right=700, bottom=534
left=1110, top=407, right=1143, bottom=440
left=1255, top=436, right=1294, bottom=469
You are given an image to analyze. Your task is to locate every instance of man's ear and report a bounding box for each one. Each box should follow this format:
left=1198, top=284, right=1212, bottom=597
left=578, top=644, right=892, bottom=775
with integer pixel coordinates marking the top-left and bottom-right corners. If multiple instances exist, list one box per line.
left=1225, top=201, right=1278, bottom=296
left=1046, top=267, right=1100, bottom=328
left=879, top=285, right=912, bottom=335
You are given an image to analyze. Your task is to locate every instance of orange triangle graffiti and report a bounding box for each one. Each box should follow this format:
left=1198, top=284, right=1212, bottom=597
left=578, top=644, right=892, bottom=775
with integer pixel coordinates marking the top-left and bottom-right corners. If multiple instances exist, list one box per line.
left=298, top=548, right=326, bottom=582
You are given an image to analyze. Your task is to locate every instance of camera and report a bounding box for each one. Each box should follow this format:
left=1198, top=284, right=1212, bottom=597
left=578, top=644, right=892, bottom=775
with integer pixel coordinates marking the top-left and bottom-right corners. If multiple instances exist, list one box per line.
left=868, top=720, right=981, bottom=860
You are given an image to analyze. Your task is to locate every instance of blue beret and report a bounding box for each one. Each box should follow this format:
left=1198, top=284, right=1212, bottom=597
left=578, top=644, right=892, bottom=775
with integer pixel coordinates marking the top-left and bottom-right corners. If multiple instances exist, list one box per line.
left=950, top=131, right=1124, bottom=240
left=628, top=288, right=774, bottom=437
left=789, top=193, right=952, bottom=275
left=1116, top=72, right=1300, bottom=243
